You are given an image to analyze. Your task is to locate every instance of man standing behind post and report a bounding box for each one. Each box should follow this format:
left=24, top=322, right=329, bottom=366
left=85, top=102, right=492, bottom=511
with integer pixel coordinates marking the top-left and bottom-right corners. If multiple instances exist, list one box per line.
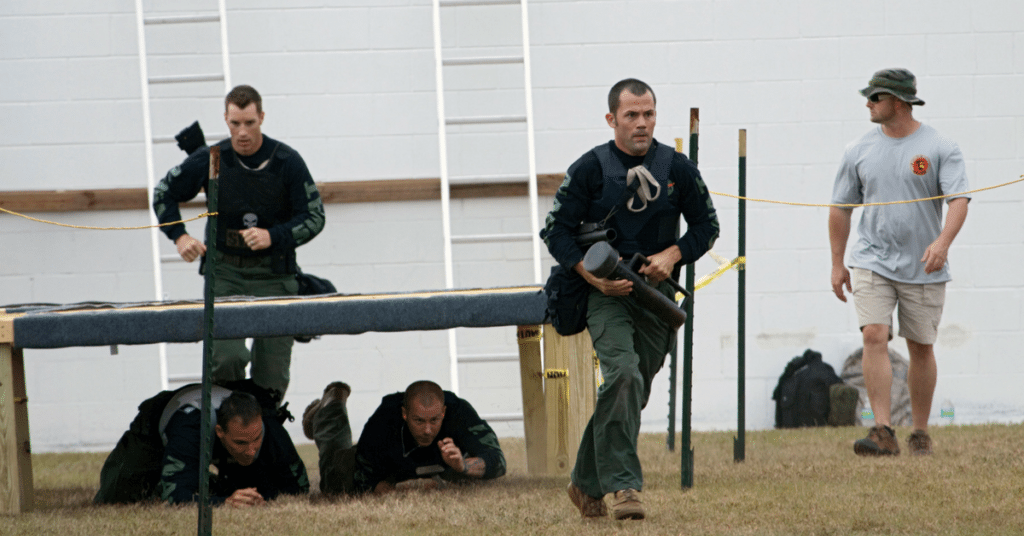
left=153, top=85, right=326, bottom=400
left=830, top=68, right=969, bottom=457
left=542, top=79, right=719, bottom=521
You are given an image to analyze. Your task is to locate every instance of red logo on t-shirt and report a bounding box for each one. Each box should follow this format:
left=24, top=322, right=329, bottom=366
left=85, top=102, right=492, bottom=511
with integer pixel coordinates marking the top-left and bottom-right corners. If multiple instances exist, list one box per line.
left=911, top=156, right=929, bottom=175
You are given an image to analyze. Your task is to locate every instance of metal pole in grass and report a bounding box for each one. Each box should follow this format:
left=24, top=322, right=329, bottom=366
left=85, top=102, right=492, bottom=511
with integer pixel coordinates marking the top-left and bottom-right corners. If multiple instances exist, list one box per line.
left=733, top=130, right=747, bottom=463
left=667, top=137, right=683, bottom=452
left=197, top=145, right=220, bottom=536
left=680, top=108, right=699, bottom=488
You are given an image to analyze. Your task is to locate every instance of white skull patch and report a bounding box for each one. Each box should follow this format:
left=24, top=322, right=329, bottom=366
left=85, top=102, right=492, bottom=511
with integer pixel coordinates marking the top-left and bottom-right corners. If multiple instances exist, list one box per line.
left=242, top=213, right=258, bottom=228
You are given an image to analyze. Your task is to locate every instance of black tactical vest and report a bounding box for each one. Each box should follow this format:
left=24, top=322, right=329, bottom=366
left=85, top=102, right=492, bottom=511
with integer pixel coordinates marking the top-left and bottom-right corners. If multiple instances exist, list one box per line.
left=591, top=141, right=678, bottom=257
left=213, top=139, right=292, bottom=257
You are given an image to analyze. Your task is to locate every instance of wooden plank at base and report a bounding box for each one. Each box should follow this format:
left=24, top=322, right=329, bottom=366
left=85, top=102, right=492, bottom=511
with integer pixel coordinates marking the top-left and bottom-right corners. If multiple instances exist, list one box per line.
left=516, top=325, right=546, bottom=476
left=0, top=344, right=34, bottom=514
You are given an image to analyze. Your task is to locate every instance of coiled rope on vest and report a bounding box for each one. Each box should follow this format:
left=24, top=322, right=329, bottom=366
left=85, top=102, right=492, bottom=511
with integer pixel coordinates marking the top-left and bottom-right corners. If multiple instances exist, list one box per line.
left=625, top=164, right=661, bottom=212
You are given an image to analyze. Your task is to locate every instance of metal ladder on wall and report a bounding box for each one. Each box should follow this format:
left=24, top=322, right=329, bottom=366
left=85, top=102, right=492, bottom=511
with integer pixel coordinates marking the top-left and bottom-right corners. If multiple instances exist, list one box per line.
left=135, top=0, right=232, bottom=390
left=431, top=0, right=542, bottom=418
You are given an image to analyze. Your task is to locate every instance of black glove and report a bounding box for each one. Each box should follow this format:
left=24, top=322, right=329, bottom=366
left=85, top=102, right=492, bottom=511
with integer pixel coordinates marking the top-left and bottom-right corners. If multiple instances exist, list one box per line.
left=175, top=121, right=207, bottom=155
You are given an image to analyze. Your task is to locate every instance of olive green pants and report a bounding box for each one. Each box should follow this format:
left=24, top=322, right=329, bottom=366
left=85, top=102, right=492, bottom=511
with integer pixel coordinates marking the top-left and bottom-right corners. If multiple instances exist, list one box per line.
left=571, top=281, right=674, bottom=499
left=312, top=399, right=357, bottom=495
left=208, top=251, right=298, bottom=397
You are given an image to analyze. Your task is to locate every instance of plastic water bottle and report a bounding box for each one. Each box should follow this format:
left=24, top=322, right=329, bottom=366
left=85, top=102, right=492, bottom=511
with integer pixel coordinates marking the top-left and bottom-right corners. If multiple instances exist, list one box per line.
left=940, top=399, right=955, bottom=425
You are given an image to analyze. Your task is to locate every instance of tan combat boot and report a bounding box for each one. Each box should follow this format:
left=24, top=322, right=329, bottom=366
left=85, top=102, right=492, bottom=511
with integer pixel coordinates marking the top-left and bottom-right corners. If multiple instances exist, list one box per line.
left=302, top=381, right=351, bottom=440
left=610, top=488, right=645, bottom=520
left=566, top=482, right=607, bottom=520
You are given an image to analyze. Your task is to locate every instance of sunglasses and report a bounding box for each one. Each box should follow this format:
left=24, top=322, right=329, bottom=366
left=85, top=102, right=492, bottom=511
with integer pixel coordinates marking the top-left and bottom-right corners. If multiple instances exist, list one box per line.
left=868, top=93, right=893, bottom=103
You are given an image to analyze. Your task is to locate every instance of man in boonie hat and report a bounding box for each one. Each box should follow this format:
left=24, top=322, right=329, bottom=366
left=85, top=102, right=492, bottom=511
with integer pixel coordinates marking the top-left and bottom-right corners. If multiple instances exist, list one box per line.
left=829, top=68, right=970, bottom=458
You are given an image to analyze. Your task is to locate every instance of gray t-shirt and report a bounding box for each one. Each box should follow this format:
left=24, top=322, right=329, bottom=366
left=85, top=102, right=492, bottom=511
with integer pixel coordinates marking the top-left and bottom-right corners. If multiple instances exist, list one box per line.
left=831, top=123, right=969, bottom=284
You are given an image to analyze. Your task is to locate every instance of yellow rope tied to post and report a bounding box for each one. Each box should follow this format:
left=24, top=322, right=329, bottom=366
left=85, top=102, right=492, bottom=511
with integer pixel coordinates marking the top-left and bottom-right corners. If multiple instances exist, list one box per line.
left=682, top=174, right=1024, bottom=294
left=708, top=175, right=1024, bottom=208
left=0, top=207, right=217, bottom=230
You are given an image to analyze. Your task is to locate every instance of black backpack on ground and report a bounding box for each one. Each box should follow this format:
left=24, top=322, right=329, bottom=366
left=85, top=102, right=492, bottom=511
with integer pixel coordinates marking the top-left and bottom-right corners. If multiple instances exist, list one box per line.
left=772, top=349, right=844, bottom=428
left=93, top=379, right=291, bottom=504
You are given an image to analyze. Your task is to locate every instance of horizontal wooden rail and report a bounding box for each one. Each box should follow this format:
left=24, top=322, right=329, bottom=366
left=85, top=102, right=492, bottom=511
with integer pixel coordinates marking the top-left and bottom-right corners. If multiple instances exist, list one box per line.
left=0, top=175, right=565, bottom=213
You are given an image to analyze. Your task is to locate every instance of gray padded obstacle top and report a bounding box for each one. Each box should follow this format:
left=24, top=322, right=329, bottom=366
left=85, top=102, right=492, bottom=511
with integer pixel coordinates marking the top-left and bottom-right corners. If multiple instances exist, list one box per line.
left=2, top=286, right=547, bottom=349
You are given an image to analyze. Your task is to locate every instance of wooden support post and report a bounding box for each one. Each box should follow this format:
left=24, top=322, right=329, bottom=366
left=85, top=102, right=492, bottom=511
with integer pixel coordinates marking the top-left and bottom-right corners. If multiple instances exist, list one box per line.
left=0, top=343, right=34, bottom=514
left=542, top=327, right=596, bottom=475
left=516, top=325, right=547, bottom=476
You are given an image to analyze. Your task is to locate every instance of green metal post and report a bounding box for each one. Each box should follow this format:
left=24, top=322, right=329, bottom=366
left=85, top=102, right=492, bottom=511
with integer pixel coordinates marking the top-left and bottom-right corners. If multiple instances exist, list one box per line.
left=667, top=342, right=677, bottom=452
left=666, top=137, right=687, bottom=453
left=681, top=108, right=698, bottom=488
left=682, top=263, right=695, bottom=488
left=198, top=146, right=219, bottom=536
left=733, top=130, right=747, bottom=463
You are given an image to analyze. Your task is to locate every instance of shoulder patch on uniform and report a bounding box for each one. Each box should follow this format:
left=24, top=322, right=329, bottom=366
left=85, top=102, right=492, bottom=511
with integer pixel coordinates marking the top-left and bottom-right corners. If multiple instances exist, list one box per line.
left=170, top=165, right=182, bottom=177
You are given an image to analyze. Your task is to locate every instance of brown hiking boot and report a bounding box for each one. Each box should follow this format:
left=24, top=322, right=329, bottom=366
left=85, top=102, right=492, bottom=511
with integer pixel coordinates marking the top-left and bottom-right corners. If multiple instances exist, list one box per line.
left=907, top=429, right=933, bottom=455
left=566, top=482, right=607, bottom=519
left=610, top=488, right=645, bottom=520
left=302, top=381, right=351, bottom=440
left=853, top=425, right=900, bottom=456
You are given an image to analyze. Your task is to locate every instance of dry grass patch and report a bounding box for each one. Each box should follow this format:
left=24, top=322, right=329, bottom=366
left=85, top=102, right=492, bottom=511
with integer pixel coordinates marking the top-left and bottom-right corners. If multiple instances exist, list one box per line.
left=7, top=424, right=1024, bottom=535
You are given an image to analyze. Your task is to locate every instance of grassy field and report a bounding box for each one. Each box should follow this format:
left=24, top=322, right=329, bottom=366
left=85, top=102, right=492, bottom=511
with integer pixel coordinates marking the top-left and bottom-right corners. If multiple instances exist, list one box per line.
left=7, top=424, right=1024, bottom=535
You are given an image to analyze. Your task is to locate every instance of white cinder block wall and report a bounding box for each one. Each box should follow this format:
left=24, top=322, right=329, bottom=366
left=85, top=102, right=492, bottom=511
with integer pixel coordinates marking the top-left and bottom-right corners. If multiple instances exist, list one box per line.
left=1, top=0, right=1022, bottom=451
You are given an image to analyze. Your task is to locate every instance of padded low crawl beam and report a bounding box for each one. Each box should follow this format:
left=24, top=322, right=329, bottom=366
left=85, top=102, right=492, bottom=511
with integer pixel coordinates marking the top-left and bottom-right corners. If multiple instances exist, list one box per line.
left=1, top=286, right=547, bottom=349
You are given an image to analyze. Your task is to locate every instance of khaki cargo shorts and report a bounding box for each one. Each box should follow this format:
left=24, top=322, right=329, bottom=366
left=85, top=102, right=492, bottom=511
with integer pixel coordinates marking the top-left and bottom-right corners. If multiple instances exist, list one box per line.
left=850, top=267, right=946, bottom=345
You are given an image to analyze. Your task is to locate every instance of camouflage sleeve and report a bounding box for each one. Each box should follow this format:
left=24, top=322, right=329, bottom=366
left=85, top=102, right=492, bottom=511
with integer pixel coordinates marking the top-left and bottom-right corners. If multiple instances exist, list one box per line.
left=541, top=151, right=601, bottom=271
left=672, top=154, right=720, bottom=265
left=351, top=447, right=384, bottom=493
left=447, top=399, right=506, bottom=480
left=152, top=147, right=210, bottom=243
left=158, top=407, right=227, bottom=505
left=266, top=151, right=325, bottom=250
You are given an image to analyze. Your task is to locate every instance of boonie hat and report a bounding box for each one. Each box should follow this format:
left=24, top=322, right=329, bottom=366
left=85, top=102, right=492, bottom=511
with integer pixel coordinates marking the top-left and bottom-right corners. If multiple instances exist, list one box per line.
left=860, top=68, right=925, bottom=106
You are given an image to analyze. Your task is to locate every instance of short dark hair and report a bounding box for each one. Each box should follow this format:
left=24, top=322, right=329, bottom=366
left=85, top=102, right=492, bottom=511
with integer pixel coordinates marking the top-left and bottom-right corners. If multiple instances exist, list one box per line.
left=225, top=84, right=262, bottom=114
left=608, top=78, right=656, bottom=115
left=217, top=391, right=263, bottom=428
left=403, top=380, right=444, bottom=410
